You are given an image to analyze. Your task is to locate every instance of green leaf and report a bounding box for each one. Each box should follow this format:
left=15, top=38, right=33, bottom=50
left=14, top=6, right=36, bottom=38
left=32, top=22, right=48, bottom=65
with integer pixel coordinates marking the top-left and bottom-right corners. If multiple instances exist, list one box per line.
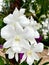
left=20, top=61, right=28, bottom=65
left=0, top=37, right=5, bottom=45
left=0, top=56, right=10, bottom=65
left=0, top=56, right=5, bottom=65
left=36, top=0, right=49, bottom=17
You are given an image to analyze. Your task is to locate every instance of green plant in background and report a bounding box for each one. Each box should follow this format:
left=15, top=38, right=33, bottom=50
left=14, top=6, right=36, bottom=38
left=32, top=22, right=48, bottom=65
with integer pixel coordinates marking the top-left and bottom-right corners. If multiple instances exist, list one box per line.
left=0, top=56, right=49, bottom=65
left=0, top=56, right=10, bottom=65
left=21, top=0, right=49, bottom=21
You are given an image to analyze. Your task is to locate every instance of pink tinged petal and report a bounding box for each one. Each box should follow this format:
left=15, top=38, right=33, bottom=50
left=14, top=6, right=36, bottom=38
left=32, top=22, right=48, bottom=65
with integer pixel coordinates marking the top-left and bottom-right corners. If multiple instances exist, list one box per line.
left=15, top=53, right=18, bottom=62
left=3, top=14, right=13, bottom=24
left=33, top=43, right=44, bottom=52
left=6, top=48, right=14, bottom=59
left=27, top=56, right=34, bottom=65
left=3, top=40, right=12, bottom=48
left=1, top=25, right=15, bottom=40
left=34, top=30, right=40, bottom=38
left=20, top=54, right=26, bottom=63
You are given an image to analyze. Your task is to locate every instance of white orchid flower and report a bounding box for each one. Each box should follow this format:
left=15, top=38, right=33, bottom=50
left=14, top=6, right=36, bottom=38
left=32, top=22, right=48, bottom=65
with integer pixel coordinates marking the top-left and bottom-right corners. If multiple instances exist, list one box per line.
left=23, top=26, right=40, bottom=39
left=1, top=22, right=31, bottom=61
left=29, top=17, right=42, bottom=30
left=1, top=22, right=30, bottom=52
left=23, top=26, right=40, bottom=45
left=5, top=48, right=19, bottom=62
left=21, top=43, right=44, bottom=65
left=3, top=8, right=30, bottom=27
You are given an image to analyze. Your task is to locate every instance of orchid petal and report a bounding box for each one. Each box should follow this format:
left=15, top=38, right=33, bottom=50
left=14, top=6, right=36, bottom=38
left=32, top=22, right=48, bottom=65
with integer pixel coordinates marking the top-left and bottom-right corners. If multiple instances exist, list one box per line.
left=32, top=52, right=39, bottom=61
left=3, top=39, right=12, bottom=48
left=3, top=14, right=13, bottom=24
left=1, top=25, right=15, bottom=40
left=33, top=43, right=44, bottom=52
left=15, top=53, right=18, bottom=62
left=19, top=16, right=30, bottom=27
left=27, top=56, right=34, bottom=65
left=6, top=48, right=14, bottom=59
left=20, top=39, right=30, bottom=49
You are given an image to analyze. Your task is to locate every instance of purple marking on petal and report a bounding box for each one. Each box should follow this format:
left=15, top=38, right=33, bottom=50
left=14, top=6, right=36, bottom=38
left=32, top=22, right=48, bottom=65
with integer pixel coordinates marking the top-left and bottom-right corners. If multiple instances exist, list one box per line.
left=0, top=45, right=3, bottom=49
left=35, top=36, right=43, bottom=43
left=19, top=53, right=24, bottom=60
